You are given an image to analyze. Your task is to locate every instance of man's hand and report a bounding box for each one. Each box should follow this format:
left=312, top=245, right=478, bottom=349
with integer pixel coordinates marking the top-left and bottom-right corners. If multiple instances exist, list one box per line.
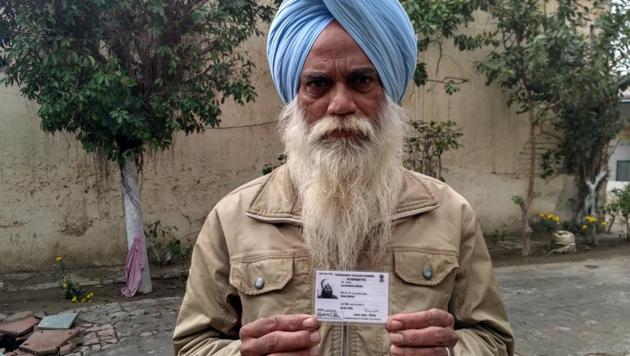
left=240, top=314, right=321, bottom=356
left=386, top=309, right=459, bottom=356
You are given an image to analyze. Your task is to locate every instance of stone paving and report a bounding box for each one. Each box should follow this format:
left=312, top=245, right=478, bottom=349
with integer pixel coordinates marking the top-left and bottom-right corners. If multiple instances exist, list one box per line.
left=67, top=297, right=182, bottom=355
left=0, top=297, right=181, bottom=355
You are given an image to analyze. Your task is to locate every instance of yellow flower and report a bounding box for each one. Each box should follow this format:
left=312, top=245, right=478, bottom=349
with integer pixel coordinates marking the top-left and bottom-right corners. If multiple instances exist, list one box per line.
left=581, top=225, right=588, bottom=230
left=56, top=256, right=63, bottom=262
left=538, top=212, right=561, bottom=223
left=71, top=296, right=78, bottom=303
left=585, top=215, right=598, bottom=223
left=601, top=221, right=608, bottom=226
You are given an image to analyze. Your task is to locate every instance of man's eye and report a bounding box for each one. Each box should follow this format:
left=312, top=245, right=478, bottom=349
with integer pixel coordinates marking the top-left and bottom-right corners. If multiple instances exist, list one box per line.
left=307, top=79, right=328, bottom=88
left=305, top=78, right=330, bottom=96
left=352, top=76, right=374, bottom=89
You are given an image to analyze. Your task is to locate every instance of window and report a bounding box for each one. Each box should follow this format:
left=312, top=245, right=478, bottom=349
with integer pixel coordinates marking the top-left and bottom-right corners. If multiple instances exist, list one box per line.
left=616, top=160, right=630, bottom=181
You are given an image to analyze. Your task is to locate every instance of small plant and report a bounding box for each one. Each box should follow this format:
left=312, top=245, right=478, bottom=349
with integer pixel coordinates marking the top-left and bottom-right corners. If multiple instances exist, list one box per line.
left=55, top=256, right=94, bottom=303
left=486, top=228, right=507, bottom=246
left=577, top=215, right=603, bottom=245
left=262, top=154, right=288, bottom=175
left=404, top=120, right=463, bottom=181
left=164, top=238, right=193, bottom=263
left=532, top=212, right=561, bottom=233
left=608, top=185, right=630, bottom=240
left=145, top=221, right=193, bottom=266
left=511, top=195, right=524, bottom=208
left=579, top=215, right=599, bottom=232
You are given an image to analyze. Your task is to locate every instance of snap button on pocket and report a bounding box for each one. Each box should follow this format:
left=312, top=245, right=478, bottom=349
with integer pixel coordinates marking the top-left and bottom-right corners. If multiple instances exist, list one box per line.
left=394, top=251, right=457, bottom=286
left=422, top=266, right=433, bottom=280
left=255, top=277, right=265, bottom=290
left=230, top=258, right=293, bottom=295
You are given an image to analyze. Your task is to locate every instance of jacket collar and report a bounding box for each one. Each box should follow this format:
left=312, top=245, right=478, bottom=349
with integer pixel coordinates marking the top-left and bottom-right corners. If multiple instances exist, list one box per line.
left=246, top=165, right=439, bottom=225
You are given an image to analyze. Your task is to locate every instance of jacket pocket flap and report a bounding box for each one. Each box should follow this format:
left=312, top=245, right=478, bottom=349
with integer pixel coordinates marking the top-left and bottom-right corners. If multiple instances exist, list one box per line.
left=394, top=251, right=458, bottom=286
left=230, top=258, right=293, bottom=295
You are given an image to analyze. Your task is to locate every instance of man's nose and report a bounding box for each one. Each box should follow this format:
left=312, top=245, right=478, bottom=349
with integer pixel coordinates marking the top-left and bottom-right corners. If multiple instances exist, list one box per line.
left=327, top=84, right=358, bottom=117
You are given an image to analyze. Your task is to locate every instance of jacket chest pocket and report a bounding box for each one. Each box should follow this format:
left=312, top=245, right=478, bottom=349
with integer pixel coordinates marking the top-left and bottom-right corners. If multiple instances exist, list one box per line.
left=391, top=251, right=458, bottom=314
left=230, top=257, right=312, bottom=324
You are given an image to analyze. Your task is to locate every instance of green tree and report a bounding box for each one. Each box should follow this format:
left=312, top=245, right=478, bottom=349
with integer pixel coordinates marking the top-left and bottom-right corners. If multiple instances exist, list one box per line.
left=402, top=0, right=490, bottom=93
left=609, top=184, right=630, bottom=240
left=542, top=0, right=630, bottom=227
left=0, top=0, right=273, bottom=293
left=472, top=0, right=600, bottom=255
left=399, top=1, right=485, bottom=179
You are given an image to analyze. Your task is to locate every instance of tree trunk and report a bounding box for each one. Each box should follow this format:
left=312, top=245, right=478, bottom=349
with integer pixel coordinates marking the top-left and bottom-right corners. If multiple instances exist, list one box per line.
left=520, top=203, right=532, bottom=256
left=121, top=158, right=152, bottom=294
left=607, top=215, right=615, bottom=234
left=584, top=171, right=606, bottom=245
left=521, top=107, right=537, bottom=256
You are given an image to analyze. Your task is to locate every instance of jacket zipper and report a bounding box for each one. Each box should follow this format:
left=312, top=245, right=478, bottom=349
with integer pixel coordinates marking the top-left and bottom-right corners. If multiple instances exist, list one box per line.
left=341, top=324, right=349, bottom=356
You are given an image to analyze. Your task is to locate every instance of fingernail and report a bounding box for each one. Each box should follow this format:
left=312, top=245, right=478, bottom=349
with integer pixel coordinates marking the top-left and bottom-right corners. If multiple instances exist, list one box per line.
left=389, top=332, right=403, bottom=344
left=390, top=344, right=400, bottom=355
left=310, top=331, right=321, bottom=343
left=303, top=317, right=317, bottom=329
left=389, top=320, right=403, bottom=330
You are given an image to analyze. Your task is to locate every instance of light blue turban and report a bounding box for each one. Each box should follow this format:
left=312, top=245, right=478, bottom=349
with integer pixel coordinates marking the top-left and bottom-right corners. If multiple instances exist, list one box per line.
left=267, top=0, right=417, bottom=104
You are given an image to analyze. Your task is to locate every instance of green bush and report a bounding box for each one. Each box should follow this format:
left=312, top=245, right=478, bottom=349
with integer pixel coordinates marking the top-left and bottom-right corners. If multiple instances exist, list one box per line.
left=608, top=185, right=630, bottom=240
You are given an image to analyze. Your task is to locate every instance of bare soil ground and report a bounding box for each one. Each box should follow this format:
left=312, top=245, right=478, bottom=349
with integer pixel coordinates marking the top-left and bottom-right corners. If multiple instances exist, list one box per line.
left=491, top=236, right=630, bottom=267
left=1, top=276, right=187, bottom=316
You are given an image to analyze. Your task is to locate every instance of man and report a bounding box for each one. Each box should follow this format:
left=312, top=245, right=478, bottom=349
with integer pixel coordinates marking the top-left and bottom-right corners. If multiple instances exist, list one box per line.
left=173, top=0, right=514, bottom=355
left=318, top=280, right=338, bottom=299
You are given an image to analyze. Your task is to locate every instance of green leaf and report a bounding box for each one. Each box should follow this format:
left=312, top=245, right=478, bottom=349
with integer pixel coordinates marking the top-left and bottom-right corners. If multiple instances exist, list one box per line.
left=1, top=0, right=274, bottom=165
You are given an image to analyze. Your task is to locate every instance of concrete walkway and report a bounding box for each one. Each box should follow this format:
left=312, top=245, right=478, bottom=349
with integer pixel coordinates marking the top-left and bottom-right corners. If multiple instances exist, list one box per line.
left=496, top=255, right=630, bottom=356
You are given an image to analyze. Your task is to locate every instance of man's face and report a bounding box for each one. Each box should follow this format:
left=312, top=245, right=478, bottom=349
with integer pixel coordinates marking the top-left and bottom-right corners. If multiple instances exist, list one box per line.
left=298, top=22, right=385, bottom=131
left=283, top=22, right=405, bottom=270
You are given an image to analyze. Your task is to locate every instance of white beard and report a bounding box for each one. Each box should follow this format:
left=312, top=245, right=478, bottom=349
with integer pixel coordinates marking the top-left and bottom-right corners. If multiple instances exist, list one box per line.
left=279, top=97, right=407, bottom=269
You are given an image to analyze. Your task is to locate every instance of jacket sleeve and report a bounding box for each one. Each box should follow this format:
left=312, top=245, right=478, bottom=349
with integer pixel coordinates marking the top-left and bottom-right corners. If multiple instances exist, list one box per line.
left=173, top=208, right=242, bottom=355
left=450, top=205, right=515, bottom=356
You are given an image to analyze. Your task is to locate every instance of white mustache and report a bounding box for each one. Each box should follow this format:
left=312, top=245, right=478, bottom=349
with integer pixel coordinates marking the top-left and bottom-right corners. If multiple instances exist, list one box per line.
left=307, top=116, right=377, bottom=145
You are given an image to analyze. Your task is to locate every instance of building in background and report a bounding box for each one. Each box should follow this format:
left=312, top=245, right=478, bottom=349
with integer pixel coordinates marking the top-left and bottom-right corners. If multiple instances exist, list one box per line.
left=608, top=90, right=630, bottom=191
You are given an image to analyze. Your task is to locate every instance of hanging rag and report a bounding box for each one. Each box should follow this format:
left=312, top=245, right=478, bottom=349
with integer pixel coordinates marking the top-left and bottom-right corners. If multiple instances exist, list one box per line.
left=121, top=235, right=146, bottom=298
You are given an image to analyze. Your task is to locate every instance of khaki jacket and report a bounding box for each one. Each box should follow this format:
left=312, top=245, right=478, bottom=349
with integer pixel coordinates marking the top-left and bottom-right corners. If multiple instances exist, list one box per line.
left=173, top=166, right=515, bottom=355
